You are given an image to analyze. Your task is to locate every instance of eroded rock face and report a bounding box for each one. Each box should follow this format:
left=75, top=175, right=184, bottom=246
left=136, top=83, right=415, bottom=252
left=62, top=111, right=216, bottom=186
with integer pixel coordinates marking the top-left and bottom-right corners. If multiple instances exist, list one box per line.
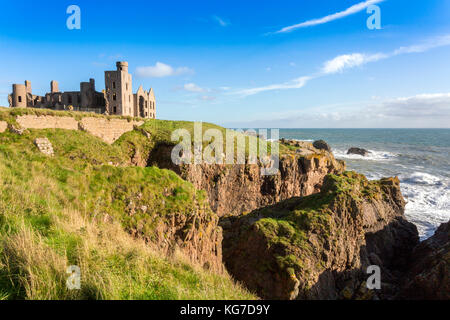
left=398, top=221, right=450, bottom=300
left=221, top=172, right=419, bottom=300
left=148, top=143, right=345, bottom=217
left=121, top=190, right=223, bottom=273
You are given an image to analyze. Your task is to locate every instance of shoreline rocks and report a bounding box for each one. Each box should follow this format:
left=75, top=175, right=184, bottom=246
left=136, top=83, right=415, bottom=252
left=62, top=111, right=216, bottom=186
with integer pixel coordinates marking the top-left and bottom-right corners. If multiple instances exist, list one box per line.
left=347, top=147, right=371, bottom=157
left=313, top=140, right=332, bottom=152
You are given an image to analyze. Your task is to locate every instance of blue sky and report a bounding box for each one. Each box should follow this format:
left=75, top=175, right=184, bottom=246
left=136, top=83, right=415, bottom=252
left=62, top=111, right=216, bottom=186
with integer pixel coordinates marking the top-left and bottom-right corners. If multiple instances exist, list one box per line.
left=1, top=0, right=450, bottom=127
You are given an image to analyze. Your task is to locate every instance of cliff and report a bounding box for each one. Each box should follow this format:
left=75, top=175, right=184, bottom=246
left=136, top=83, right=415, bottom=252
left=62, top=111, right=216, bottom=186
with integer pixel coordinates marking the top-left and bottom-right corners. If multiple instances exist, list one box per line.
left=148, top=142, right=345, bottom=217
left=221, top=172, right=419, bottom=300
left=0, top=118, right=254, bottom=299
left=398, top=221, right=450, bottom=300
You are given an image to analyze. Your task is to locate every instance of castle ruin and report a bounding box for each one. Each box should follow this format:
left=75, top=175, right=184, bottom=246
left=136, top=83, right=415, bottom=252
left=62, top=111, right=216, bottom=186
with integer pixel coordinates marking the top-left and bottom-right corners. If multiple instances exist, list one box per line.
left=9, top=61, right=156, bottom=119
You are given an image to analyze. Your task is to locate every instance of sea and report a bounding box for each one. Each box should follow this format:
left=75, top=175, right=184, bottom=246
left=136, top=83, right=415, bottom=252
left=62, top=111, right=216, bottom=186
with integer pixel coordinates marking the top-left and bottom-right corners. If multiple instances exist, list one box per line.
left=277, top=129, right=450, bottom=240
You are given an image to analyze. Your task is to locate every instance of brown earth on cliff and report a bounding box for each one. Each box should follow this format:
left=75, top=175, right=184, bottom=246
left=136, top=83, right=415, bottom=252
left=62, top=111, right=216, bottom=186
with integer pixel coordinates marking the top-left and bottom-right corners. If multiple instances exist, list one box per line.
left=147, top=141, right=345, bottom=217
left=221, top=172, right=419, bottom=300
left=397, top=221, right=450, bottom=300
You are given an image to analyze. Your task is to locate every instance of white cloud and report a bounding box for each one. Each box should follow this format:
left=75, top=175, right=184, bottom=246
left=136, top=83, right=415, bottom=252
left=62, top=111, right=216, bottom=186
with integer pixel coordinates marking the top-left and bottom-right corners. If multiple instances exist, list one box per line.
left=212, top=15, right=230, bottom=27
left=374, top=93, right=450, bottom=119
left=184, top=83, right=205, bottom=92
left=225, top=93, right=450, bottom=128
left=393, top=35, right=450, bottom=55
left=322, top=53, right=387, bottom=74
left=199, top=95, right=216, bottom=101
left=274, top=0, right=384, bottom=33
left=234, top=76, right=311, bottom=96
left=232, top=34, right=450, bottom=97
left=136, top=62, right=193, bottom=78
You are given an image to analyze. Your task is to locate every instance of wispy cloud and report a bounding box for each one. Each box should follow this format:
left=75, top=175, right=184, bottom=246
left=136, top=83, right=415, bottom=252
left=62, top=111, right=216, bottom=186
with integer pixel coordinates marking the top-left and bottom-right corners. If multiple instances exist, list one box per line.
left=183, top=83, right=205, bottom=92
left=234, top=76, right=311, bottom=96
left=136, top=62, right=193, bottom=78
left=322, top=34, right=450, bottom=74
left=212, top=15, right=230, bottom=27
left=235, top=34, right=450, bottom=96
left=321, top=53, right=387, bottom=74
left=274, top=0, right=384, bottom=34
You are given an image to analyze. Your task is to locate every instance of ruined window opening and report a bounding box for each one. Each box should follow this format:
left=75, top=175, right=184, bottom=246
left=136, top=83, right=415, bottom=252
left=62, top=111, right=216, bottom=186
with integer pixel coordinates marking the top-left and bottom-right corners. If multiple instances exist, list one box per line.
left=113, top=106, right=117, bottom=114
left=113, top=82, right=116, bottom=89
left=113, top=93, right=116, bottom=101
left=18, top=96, right=22, bottom=103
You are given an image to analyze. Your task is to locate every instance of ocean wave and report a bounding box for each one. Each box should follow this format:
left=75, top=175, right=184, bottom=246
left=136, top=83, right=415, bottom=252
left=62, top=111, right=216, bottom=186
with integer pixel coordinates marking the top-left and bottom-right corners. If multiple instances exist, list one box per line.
left=400, top=172, right=450, bottom=239
left=333, top=149, right=397, bottom=161
left=400, top=172, right=443, bottom=186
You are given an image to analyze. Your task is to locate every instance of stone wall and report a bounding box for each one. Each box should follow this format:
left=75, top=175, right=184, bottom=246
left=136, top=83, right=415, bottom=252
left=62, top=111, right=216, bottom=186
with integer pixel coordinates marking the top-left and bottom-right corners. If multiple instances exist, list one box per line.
left=79, top=117, right=143, bottom=144
left=17, top=115, right=79, bottom=130
left=14, top=115, right=144, bottom=144
left=0, top=121, right=7, bottom=133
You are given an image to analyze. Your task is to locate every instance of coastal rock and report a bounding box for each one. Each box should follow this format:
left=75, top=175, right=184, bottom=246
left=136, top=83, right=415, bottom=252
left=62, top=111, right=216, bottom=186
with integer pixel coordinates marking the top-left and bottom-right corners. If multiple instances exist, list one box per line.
left=347, top=147, right=371, bottom=157
left=221, top=172, right=419, bottom=300
left=398, top=221, right=450, bottom=300
left=148, top=142, right=345, bottom=216
left=313, top=140, right=332, bottom=152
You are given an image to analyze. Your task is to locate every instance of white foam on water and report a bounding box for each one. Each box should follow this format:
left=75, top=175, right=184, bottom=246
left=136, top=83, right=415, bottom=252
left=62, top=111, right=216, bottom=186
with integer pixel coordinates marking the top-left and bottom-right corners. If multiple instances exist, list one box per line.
left=399, top=172, right=450, bottom=239
left=333, top=149, right=397, bottom=161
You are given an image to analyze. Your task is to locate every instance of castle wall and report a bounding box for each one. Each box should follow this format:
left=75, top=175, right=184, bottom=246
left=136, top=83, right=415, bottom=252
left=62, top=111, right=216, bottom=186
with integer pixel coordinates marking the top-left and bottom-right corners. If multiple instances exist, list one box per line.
left=0, top=121, right=7, bottom=133
left=17, top=115, right=79, bottom=130
left=15, top=115, right=143, bottom=144
left=79, top=117, right=143, bottom=144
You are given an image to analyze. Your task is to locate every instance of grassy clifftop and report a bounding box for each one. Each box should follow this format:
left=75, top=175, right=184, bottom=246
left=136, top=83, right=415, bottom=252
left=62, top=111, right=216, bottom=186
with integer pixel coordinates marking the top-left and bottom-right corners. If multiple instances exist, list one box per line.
left=0, top=124, right=255, bottom=300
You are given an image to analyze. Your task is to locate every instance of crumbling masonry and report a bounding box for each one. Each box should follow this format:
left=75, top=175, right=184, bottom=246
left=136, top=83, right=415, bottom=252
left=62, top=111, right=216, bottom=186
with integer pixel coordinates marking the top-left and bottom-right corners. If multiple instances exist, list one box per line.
left=9, top=61, right=156, bottom=119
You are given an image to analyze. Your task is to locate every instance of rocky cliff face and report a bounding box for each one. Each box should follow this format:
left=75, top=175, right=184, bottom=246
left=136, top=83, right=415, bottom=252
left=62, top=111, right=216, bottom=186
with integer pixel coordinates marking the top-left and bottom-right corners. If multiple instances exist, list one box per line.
left=398, top=221, right=450, bottom=300
left=115, top=184, right=224, bottom=273
left=221, top=172, right=419, bottom=300
left=147, top=142, right=345, bottom=217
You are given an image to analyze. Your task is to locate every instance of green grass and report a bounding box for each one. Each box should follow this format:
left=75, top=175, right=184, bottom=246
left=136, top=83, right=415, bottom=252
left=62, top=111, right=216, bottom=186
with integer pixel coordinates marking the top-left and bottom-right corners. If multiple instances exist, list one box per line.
left=0, top=126, right=256, bottom=300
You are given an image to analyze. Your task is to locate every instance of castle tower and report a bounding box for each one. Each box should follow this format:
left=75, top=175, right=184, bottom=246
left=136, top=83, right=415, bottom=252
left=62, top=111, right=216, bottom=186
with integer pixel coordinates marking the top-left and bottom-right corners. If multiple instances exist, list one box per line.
left=104, top=61, right=133, bottom=116
left=11, top=81, right=29, bottom=107
left=51, top=80, right=59, bottom=93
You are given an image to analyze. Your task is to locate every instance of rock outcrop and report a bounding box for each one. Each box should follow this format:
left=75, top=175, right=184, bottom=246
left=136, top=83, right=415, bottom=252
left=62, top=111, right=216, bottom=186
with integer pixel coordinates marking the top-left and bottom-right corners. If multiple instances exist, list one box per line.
left=148, top=142, right=345, bottom=217
left=116, top=186, right=224, bottom=273
left=221, top=172, right=419, bottom=300
left=398, top=221, right=450, bottom=300
left=347, top=147, right=371, bottom=157
left=313, top=140, right=332, bottom=152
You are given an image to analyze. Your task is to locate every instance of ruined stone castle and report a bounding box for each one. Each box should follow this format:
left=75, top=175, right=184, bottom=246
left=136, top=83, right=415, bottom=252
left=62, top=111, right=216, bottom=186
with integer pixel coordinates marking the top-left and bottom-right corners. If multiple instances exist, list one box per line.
left=9, top=62, right=156, bottom=119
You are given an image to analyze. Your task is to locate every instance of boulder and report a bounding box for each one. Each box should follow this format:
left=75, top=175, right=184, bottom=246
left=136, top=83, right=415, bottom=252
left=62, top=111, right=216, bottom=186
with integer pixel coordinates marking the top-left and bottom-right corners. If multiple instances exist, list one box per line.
left=313, top=140, right=332, bottom=152
left=347, top=147, right=371, bottom=157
